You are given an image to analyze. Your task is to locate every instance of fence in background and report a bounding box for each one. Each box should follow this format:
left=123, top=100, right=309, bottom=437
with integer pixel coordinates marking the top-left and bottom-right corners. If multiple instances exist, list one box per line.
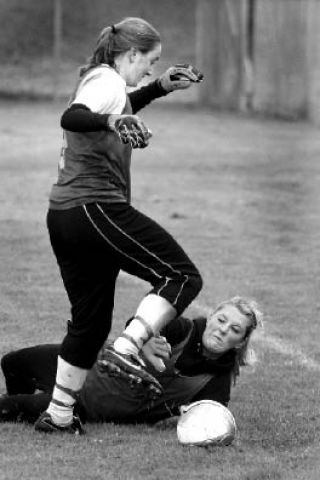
left=196, top=0, right=320, bottom=123
left=196, top=0, right=247, bottom=111
left=1, top=0, right=320, bottom=123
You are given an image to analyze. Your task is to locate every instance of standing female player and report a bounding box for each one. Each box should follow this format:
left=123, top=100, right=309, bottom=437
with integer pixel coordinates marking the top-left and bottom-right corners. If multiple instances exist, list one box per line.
left=35, top=17, right=204, bottom=434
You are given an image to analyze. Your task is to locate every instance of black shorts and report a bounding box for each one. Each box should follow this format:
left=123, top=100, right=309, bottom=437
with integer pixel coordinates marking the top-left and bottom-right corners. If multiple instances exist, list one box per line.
left=80, top=364, right=213, bottom=423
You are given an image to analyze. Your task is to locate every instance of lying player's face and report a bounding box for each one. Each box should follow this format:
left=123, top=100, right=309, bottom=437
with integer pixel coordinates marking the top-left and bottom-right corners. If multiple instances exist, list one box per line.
left=202, top=305, right=251, bottom=357
left=127, top=43, right=161, bottom=86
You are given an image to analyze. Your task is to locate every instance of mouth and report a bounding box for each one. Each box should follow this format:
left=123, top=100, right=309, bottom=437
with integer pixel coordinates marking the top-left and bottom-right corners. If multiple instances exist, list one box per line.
left=213, top=335, right=223, bottom=343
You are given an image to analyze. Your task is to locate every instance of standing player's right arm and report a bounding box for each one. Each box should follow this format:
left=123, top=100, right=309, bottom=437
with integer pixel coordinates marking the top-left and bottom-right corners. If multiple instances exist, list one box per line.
left=61, top=103, right=150, bottom=135
left=61, top=70, right=151, bottom=147
left=60, top=67, right=126, bottom=132
left=60, top=105, right=151, bottom=149
left=60, top=103, right=111, bottom=132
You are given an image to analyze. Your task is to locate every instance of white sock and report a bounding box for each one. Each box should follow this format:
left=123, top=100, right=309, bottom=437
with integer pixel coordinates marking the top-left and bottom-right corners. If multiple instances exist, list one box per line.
left=114, top=318, right=149, bottom=355
left=114, top=294, right=176, bottom=356
left=134, top=294, right=176, bottom=332
left=46, top=356, right=88, bottom=426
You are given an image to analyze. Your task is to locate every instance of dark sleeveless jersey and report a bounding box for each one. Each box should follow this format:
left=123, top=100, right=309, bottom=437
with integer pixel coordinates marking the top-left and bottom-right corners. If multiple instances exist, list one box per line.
left=49, top=66, right=133, bottom=209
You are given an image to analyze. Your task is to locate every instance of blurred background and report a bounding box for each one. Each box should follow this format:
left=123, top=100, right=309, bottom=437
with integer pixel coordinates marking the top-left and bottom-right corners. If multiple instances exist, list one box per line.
left=1, top=0, right=320, bottom=122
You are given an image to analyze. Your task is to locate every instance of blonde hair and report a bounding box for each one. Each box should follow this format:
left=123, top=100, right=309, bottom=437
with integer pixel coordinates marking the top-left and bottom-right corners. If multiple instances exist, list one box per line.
left=80, top=17, right=161, bottom=77
left=213, top=296, right=263, bottom=383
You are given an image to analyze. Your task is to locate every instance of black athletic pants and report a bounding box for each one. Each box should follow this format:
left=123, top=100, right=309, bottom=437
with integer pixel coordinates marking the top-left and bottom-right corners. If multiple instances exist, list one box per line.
left=47, top=202, right=202, bottom=368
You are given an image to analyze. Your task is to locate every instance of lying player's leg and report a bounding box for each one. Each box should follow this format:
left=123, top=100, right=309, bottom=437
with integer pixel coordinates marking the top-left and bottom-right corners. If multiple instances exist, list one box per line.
left=0, top=344, right=59, bottom=424
left=0, top=392, right=51, bottom=423
left=1, top=344, right=59, bottom=395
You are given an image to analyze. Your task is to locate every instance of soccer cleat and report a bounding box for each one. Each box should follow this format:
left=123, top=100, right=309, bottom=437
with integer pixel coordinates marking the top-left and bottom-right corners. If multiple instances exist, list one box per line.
left=34, top=412, right=85, bottom=435
left=98, top=346, right=163, bottom=398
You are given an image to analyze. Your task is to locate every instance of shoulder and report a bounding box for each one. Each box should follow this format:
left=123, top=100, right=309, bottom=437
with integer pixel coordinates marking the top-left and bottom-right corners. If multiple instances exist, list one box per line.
left=73, top=65, right=127, bottom=114
left=80, top=65, right=124, bottom=88
left=77, top=65, right=125, bottom=97
left=162, top=316, right=206, bottom=346
left=161, top=316, right=193, bottom=346
left=191, top=316, right=207, bottom=332
left=186, top=316, right=207, bottom=343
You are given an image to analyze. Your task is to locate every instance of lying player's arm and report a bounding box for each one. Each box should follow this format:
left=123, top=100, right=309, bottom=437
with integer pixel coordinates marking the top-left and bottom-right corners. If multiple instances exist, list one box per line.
left=159, top=316, right=193, bottom=347
left=125, top=315, right=192, bottom=348
left=124, top=316, right=192, bottom=372
left=141, top=336, right=171, bottom=363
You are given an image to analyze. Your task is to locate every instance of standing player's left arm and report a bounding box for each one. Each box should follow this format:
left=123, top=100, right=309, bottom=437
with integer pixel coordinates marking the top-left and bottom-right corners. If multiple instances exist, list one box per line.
left=128, top=80, right=168, bottom=114
left=129, top=64, right=203, bottom=114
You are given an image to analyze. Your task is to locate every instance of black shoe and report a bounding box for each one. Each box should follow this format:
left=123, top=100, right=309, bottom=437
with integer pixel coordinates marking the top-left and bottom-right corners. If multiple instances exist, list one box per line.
left=98, top=346, right=163, bottom=398
left=34, top=412, right=85, bottom=435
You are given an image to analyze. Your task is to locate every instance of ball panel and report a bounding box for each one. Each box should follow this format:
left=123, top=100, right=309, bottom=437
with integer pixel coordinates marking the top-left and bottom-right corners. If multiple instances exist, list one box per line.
left=177, top=400, right=236, bottom=446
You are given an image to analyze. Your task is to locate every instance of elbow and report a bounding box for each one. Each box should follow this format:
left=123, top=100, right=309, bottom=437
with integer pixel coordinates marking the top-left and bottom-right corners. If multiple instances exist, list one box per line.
left=60, top=110, right=71, bottom=130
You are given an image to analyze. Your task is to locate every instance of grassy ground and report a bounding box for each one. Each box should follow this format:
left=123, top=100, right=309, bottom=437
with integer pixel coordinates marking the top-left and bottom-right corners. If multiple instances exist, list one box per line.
left=0, top=99, right=320, bottom=479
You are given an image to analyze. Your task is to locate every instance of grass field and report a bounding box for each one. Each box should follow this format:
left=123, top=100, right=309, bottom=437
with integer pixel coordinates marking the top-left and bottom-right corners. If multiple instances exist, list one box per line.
left=0, top=99, right=320, bottom=480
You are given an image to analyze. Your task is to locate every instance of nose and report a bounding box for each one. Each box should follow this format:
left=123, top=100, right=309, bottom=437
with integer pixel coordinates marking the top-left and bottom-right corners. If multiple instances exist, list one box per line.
left=219, top=323, right=229, bottom=335
left=146, top=65, right=153, bottom=76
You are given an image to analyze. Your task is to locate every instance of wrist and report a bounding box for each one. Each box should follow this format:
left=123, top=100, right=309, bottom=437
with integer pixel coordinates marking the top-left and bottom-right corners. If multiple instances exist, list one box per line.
left=156, top=77, right=170, bottom=94
left=105, top=113, right=122, bottom=131
left=100, top=113, right=112, bottom=130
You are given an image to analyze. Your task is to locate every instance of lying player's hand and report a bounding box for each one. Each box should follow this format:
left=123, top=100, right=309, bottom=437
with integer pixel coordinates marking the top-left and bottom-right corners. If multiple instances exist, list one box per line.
left=159, top=64, right=204, bottom=92
left=107, top=114, right=152, bottom=148
left=141, top=335, right=171, bottom=372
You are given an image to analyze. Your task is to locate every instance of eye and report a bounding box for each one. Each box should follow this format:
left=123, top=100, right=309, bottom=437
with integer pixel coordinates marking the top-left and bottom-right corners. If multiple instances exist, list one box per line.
left=232, top=326, right=241, bottom=334
left=151, top=55, right=160, bottom=66
left=217, top=316, right=225, bottom=323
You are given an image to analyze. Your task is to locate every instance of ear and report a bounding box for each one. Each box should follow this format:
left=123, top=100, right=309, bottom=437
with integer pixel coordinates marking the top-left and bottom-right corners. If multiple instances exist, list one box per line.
left=128, top=47, right=138, bottom=63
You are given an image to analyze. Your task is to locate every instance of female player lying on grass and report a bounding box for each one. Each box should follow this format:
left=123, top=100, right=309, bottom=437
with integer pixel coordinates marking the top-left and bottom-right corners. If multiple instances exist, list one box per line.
left=0, top=297, right=262, bottom=429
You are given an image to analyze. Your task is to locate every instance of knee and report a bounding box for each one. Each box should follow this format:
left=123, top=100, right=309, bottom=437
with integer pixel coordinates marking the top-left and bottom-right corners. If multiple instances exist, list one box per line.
left=188, top=271, right=203, bottom=298
left=1, top=351, right=15, bottom=376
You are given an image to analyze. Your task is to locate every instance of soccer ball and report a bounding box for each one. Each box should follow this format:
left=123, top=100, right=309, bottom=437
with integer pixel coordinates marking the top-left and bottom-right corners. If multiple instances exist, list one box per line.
left=176, top=400, right=236, bottom=446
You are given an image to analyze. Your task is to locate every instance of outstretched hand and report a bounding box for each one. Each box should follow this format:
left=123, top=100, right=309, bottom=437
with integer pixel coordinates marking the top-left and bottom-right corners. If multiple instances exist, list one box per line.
left=159, top=63, right=204, bottom=93
left=141, top=335, right=171, bottom=372
left=107, top=114, right=152, bottom=148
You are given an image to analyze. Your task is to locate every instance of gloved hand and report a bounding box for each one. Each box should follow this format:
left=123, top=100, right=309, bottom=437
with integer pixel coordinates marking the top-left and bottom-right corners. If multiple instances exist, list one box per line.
left=141, top=335, right=172, bottom=372
left=159, top=63, right=204, bottom=92
left=107, top=114, right=152, bottom=148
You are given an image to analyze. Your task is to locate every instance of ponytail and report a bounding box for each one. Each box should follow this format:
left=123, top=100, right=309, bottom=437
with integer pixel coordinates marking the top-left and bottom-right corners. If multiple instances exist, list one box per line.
left=80, top=26, right=116, bottom=77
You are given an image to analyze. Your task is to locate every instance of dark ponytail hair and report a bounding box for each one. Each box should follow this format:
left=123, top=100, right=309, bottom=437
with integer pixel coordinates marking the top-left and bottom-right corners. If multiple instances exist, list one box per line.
left=80, top=17, right=161, bottom=77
